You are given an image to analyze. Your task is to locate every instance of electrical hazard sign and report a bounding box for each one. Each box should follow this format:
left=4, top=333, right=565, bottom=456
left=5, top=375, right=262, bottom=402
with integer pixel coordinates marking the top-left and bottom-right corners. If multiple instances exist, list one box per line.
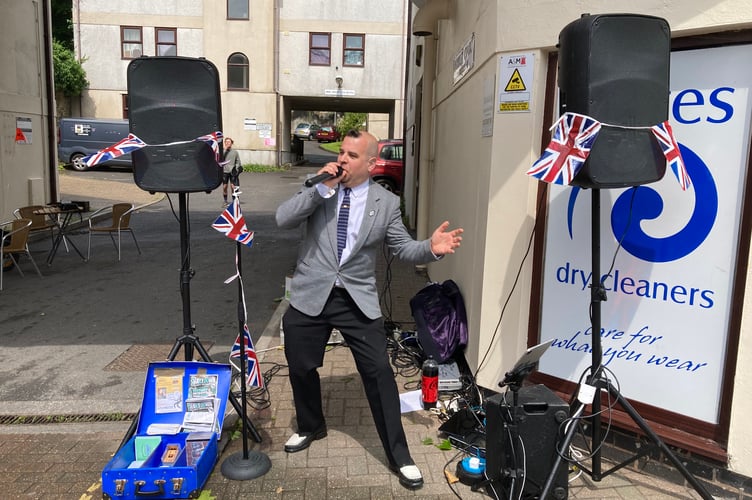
left=504, top=68, right=526, bottom=91
left=498, top=53, right=535, bottom=113
left=15, top=117, right=32, bottom=144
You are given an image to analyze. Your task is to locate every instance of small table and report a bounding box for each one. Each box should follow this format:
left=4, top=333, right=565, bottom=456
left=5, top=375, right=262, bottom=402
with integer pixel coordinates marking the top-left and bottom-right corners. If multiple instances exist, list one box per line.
left=33, top=206, right=86, bottom=265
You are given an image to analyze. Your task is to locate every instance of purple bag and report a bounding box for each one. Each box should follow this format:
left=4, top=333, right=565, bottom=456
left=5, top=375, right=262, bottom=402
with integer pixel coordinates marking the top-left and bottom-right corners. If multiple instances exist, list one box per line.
left=410, top=279, right=468, bottom=363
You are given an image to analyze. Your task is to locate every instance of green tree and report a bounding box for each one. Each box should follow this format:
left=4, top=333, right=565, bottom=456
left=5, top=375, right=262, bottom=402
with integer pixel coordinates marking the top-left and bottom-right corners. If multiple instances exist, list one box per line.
left=53, top=40, right=88, bottom=96
left=51, top=0, right=73, bottom=50
left=336, top=113, right=367, bottom=136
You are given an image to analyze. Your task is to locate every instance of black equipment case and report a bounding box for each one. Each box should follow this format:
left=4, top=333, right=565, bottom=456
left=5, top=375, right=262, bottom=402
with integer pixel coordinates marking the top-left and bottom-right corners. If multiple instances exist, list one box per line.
left=102, top=361, right=231, bottom=499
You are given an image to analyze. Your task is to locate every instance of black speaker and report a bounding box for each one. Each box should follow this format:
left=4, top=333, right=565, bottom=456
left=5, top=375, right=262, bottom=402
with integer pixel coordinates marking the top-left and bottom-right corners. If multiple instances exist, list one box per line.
left=558, top=14, right=670, bottom=188
left=127, top=56, right=223, bottom=193
left=485, top=384, right=569, bottom=499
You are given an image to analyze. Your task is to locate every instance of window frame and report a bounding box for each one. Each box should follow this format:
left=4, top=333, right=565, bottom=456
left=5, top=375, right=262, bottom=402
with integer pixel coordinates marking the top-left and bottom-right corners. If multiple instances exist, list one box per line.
left=120, top=26, right=143, bottom=60
left=227, top=0, right=249, bottom=20
left=155, top=27, right=177, bottom=57
left=309, top=32, right=332, bottom=66
left=227, top=52, right=249, bottom=91
left=343, top=33, right=365, bottom=67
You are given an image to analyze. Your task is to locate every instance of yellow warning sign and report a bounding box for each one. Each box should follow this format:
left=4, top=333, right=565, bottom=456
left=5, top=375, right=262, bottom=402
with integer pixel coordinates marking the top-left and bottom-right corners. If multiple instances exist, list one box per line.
left=504, top=68, right=526, bottom=91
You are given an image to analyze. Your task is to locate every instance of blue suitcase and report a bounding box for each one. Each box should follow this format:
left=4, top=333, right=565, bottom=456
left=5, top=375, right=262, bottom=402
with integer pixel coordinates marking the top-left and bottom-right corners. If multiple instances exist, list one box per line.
left=102, top=361, right=231, bottom=499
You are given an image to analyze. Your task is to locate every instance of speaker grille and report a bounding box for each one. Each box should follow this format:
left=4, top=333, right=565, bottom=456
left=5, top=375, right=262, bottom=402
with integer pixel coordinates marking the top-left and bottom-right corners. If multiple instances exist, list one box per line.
left=558, top=14, right=670, bottom=188
left=127, top=57, right=223, bottom=193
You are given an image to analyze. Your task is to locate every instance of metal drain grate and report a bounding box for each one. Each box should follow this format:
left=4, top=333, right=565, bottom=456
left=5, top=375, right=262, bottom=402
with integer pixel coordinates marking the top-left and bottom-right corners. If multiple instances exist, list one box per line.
left=104, top=343, right=214, bottom=371
left=0, top=413, right=136, bottom=425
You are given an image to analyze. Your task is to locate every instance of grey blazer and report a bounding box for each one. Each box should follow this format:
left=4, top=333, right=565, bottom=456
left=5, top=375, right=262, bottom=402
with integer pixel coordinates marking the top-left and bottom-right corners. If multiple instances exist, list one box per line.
left=276, top=180, right=435, bottom=320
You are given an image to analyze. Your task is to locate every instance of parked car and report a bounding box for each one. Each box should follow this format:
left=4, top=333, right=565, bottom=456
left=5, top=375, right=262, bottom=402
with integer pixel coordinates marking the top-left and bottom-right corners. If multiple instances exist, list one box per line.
left=58, top=118, right=131, bottom=171
left=370, top=139, right=404, bottom=193
left=293, top=122, right=321, bottom=140
left=315, top=126, right=341, bottom=143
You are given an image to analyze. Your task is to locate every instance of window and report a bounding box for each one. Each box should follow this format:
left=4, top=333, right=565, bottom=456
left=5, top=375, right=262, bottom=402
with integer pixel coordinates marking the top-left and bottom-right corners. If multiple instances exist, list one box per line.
left=228, top=53, right=249, bottom=90
left=227, top=0, right=248, bottom=19
left=343, top=34, right=365, bottom=67
left=121, top=26, right=143, bottom=59
left=309, top=33, right=331, bottom=66
left=155, top=28, right=177, bottom=56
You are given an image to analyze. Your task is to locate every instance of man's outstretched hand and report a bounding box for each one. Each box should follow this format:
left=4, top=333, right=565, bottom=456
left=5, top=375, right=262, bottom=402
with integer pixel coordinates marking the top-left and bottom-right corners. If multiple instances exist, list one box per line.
left=430, top=221, right=464, bottom=256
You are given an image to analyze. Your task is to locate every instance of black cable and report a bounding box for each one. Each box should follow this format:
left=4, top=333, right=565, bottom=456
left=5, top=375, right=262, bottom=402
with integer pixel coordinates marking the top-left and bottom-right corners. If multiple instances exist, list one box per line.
left=232, top=361, right=287, bottom=411
left=442, top=449, right=467, bottom=499
left=379, top=241, right=396, bottom=324
left=475, top=190, right=547, bottom=378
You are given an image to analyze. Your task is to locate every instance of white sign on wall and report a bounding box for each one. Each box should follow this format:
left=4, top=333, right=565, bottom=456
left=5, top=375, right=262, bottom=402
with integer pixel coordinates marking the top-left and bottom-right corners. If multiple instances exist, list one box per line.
left=498, top=53, right=534, bottom=113
left=538, top=44, right=752, bottom=424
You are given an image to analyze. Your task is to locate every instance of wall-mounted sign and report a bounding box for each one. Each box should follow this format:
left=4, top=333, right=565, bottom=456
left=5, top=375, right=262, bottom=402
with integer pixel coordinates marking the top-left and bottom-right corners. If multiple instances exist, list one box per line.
left=537, top=44, right=752, bottom=424
left=16, top=117, right=32, bottom=144
left=498, top=53, right=534, bottom=113
left=453, top=33, right=475, bottom=85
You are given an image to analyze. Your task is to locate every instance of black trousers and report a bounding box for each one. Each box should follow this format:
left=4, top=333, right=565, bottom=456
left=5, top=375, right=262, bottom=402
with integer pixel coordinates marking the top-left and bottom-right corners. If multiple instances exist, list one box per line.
left=283, top=287, right=413, bottom=467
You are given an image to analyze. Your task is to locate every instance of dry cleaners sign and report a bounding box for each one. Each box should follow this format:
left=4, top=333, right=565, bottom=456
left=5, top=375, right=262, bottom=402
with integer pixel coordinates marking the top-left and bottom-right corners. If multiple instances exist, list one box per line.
left=538, top=44, right=752, bottom=424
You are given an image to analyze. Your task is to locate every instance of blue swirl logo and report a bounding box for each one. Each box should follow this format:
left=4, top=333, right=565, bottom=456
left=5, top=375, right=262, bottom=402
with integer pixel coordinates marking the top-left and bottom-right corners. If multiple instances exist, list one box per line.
left=567, top=144, right=717, bottom=263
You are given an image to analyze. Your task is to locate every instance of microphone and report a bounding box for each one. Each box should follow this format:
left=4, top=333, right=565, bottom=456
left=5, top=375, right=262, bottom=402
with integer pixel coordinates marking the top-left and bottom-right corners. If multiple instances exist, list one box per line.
left=304, top=166, right=343, bottom=187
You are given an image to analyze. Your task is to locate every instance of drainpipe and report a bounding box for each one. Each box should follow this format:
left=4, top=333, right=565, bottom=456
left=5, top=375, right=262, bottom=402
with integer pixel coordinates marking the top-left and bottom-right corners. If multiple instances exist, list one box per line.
left=412, top=0, right=451, bottom=240
left=42, top=0, right=58, bottom=202
left=274, top=0, right=281, bottom=166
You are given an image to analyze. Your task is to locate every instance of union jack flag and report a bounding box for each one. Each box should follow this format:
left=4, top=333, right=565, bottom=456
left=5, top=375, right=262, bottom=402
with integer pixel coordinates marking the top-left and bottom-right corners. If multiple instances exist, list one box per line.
left=83, top=133, right=147, bottom=168
left=197, top=131, right=223, bottom=163
left=527, top=112, right=602, bottom=185
left=651, top=121, right=690, bottom=191
left=230, top=324, right=263, bottom=388
left=212, top=196, right=254, bottom=247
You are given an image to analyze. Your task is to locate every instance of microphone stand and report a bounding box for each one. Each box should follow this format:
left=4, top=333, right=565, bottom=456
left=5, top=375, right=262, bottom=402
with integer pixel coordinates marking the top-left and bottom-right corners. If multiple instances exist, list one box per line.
left=221, top=237, right=271, bottom=480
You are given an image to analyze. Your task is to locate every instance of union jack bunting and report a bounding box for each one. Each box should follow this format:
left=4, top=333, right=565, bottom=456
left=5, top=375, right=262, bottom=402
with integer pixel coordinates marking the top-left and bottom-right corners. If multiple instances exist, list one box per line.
left=83, top=133, right=147, bottom=168
left=527, top=112, right=602, bottom=185
left=211, top=196, right=254, bottom=247
left=230, top=324, right=263, bottom=388
left=651, top=121, right=690, bottom=191
left=197, top=131, right=223, bottom=162
left=82, top=131, right=224, bottom=168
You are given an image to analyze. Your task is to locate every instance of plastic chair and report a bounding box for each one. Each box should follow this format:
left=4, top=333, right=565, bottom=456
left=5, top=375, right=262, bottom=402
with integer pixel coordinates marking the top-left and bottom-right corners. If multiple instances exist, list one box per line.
left=14, top=205, right=58, bottom=249
left=1, top=218, right=43, bottom=291
left=87, top=203, right=142, bottom=261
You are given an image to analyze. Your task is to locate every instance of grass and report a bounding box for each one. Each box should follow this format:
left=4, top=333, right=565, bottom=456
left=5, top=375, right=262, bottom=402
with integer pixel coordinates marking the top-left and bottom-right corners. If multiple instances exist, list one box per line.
left=242, top=163, right=286, bottom=173
left=319, top=142, right=341, bottom=154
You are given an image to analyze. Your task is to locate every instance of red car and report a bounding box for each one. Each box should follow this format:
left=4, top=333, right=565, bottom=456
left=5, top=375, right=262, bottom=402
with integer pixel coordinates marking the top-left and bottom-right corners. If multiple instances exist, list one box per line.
left=370, top=139, right=404, bottom=193
left=315, top=126, right=341, bottom=143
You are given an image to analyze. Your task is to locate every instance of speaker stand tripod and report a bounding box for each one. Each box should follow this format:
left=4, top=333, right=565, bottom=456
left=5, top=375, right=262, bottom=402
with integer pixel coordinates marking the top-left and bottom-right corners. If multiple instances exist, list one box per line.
left=539, top=188, right=712, bottom=500
left=119, top=192, right=262, bottom=449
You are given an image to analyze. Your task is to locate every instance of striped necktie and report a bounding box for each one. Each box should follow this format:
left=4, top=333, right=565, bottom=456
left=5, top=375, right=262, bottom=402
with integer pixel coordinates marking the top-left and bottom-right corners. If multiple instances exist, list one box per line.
left=337, top=187, right=351, bottom=262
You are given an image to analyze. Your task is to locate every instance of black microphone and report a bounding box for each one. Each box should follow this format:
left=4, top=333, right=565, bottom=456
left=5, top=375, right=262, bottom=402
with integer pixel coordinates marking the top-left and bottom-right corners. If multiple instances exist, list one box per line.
left=304, top=166, right=343, bottom=187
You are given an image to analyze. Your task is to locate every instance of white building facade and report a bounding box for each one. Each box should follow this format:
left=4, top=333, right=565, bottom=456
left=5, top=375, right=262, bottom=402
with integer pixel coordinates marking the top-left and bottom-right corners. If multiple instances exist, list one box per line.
left=0, top=0, right=57, bottom=221
left=72, top=0, right=407, bottom=166
left=407, top=0, right=752, bottom=483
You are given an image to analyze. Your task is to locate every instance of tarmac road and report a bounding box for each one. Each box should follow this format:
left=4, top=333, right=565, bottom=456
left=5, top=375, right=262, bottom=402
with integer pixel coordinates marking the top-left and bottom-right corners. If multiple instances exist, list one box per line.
left=0, top=164, right=321, bottom=418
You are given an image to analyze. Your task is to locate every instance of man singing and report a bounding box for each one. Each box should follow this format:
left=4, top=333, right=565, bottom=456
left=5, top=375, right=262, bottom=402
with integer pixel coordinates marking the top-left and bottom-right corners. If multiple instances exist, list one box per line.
left=276, top=129, right=463, bottom=489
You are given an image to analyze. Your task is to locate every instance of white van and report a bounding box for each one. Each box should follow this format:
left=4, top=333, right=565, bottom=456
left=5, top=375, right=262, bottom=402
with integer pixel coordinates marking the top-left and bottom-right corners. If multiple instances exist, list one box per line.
left=57, top=118, right=131, bottom=171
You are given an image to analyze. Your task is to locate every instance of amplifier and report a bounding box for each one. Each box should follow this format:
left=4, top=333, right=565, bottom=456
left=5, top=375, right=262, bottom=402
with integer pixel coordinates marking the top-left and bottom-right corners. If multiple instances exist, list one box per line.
left=484, top=384, right=569, bottom=499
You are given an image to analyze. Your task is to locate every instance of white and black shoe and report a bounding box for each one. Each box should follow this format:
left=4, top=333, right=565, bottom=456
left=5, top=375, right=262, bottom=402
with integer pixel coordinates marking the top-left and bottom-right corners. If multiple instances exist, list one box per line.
left=390, top=464, right=423, bottom=489
left=283, top=428, right=327, bottom=453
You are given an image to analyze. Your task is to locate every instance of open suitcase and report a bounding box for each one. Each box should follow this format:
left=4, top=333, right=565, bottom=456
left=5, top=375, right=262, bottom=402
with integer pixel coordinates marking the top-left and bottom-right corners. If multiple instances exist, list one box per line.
left=102, top=361, right=231, bottom=499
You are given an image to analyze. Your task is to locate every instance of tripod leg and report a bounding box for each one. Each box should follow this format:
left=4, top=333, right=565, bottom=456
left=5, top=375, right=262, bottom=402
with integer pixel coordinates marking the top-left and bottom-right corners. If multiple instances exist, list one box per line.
left=539, top=400, right=586, bottom=499
left=605, top=383, right=713, bottom=500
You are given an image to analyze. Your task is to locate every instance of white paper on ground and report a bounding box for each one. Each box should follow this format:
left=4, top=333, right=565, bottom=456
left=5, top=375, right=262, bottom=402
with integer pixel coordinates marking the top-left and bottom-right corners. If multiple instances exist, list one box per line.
left=399, top=389, right=423, bottom=413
